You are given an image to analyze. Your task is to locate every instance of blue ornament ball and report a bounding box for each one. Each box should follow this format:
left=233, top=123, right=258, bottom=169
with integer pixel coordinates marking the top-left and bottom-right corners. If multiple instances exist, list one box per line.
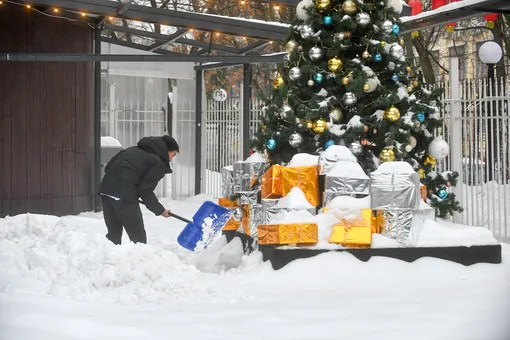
left=392, top=24, right=400, bottom=35
left=392, top=74, right=399, bottom=82
left=323, top=15, right=333, bottom=26
left=416, top=112, right=425, bottom=123
left=438, top=189, right=448, bottom=199
left=374, top=53, right=382, bottom=62
left=314, top=73, right=324, bottom=83
left=327, top=73, right=336, bottom=80
left=325, top=140, right=335, bottom=149
left=266, top=138, right=276, bottom=150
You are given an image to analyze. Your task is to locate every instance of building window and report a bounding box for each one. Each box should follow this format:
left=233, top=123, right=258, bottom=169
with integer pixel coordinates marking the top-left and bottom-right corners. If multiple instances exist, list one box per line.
left=449, top=45, right=466, bottom=80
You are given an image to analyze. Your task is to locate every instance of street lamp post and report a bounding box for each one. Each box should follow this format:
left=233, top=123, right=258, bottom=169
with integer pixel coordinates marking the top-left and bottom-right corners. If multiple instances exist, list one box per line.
left=478, top=41, right=503, bottom=182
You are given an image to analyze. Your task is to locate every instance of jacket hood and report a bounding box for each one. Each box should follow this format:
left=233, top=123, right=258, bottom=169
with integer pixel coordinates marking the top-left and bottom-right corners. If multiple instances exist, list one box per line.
left=137, top=137, right=172, bottom=173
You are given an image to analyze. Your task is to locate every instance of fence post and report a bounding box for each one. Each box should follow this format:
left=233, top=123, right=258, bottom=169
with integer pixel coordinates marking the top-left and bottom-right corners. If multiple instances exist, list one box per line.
left=449, top=57, right=463, bottom=223
left=241, top=64, right=252, bottom=159
left=109, top=84, right=116, bottom=138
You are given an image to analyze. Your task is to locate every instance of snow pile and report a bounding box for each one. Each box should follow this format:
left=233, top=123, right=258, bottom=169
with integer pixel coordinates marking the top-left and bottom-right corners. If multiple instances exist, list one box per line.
left=244, top=152, right=266, bottom=163
left=320, top=145, right=357, bottom=163
left=326, top=195, right=371, bottom=209
left=417, top=219, right=499, bottom=247
left=328, top=161, right=369, bottom=178
left=287, top=153, right=319, bottom=167
left=0, top=213, right=262, bottom=306
left=101, top=136, right=123, bottom=148
left=269, top=210, right=316, bottom=224
left=274, top=186, right=314, bottom=210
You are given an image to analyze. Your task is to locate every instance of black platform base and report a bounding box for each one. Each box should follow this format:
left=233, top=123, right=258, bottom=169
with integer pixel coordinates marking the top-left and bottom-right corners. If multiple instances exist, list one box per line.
left=259, top=244, right=503, bottom=270
left=221, top=231, right=502, bottom=270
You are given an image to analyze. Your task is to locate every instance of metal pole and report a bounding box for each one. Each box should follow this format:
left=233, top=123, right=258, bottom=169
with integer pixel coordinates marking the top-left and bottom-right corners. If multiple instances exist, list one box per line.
left=486, top=64, right=495, bottom=182
left=93, top=26, right=102, bottom=212
left=242, top=64, right=252, bottom=159
left=449, top=57, right=463, bottom=224
left=195, top=69, right=203, bottom=195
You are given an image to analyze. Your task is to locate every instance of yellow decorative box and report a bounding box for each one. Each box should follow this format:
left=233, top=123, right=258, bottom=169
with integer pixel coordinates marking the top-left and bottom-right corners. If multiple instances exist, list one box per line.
left=327, top=208, right=373, bottom=247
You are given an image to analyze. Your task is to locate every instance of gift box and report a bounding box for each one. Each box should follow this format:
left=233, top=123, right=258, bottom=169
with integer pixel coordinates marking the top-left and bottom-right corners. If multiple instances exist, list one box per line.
left=370, top=162, right=421, bottom=210
left=376, top=206, right=435, bottom=247
left=257, top=223, right=318, bottom=245
left=233, top=161, right=269, bottom=193
left=261, top=165, right=283, bottom=199
left=218, top=197, right=239, bottom=208
left=239, top=190, right=259, bottom=205
left=219, top=197, right=241, bottom=231
left=221, top=166, right=235, bottom=198
left=327, top=208, right=372, bottom=247
left=241, top=203, right=263, bottom=237
left=324, top=161, right=370, bottom=204
left=262, top=198, right=316, bottom=224
left=281, top=166, right=320, bottom=207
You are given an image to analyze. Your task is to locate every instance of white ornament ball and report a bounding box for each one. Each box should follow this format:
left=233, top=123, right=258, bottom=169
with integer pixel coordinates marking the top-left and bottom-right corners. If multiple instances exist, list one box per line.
left=307, top=79, right=315, bottom=86
left=381, top=20, right=393, bottom=34
left=390, top=44, right=405, bottom=59
left=296, top=0, right=314, bottom=21
left=213, top=88, right=228, bottom=102
left=386, top=0, right=403, bottom=14
left=428, top=137, right=450, bottom=160
left=405, top=144, right=413, bottom=152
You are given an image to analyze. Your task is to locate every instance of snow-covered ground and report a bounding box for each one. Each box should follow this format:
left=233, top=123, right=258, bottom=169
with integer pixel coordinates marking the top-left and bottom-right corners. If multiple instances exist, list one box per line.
left=2, top=194, right=508, bottom=340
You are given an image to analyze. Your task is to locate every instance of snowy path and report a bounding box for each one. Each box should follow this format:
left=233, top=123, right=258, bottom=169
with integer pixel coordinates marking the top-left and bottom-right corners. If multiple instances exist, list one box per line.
left=1, top=195, right=509, bottom=340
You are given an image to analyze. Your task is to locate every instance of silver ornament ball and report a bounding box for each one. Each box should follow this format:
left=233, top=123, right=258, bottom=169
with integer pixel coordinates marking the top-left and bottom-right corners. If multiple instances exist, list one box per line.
left=342, top=92, right=357, bottom=106
left=289, top=66, right=302, bottom=81
left=362, top=51, right=371, bottom=59
left=390, top=44, right=405, bottom=59
left=349, top=141, right=362, bottom=155
left=307, top=79, right=315, bottom=86
left=428, top=137, right=450, bottom=160
left=356, top=12, right=371, bottom=26
left=289, top=132, right=303, bottom=148
left=329, top=108, right=343, bottom=121
left=300, top=25, right=314, bottom=39
left=382, top=20, right=393, bottom=34
left=405, top=144, right=413, bottom=152
left=309, top=46, right=323, bottom=61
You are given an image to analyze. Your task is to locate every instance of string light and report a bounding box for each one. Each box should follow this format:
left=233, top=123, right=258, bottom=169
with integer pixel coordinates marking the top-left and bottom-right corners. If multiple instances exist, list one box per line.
left=108, top=16, right=114, bottom=20
left=0, top=1, right=3, bottom=4
left=26, top=4, right=31, bottom=8
left=53, top=8, right=59, bottom=13
left=81, top=12, right=86, bottom=16
left=240, top=0, right=245, bottom=4
left=215, top=32, right=220, bottom=36
left=242, top=36, right=247, bottom=40
left=274, top=5, right=280, bottom=10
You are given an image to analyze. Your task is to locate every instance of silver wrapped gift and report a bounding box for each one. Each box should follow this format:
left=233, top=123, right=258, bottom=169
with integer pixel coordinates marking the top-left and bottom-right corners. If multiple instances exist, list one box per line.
left=239, top=190, right=259, bottom=205
left=221, top=166, right=234, bottom=197
left=261, top=198, right=316, bottom=224
left=323, top=161, right=370, bottom=205
left=247, top=203, right=263, bottom=237
left=370, top=165, right=420, bottom=210
left=377, top=207, right=435, bottom=247
left=233, top=161, right=269, bottom=193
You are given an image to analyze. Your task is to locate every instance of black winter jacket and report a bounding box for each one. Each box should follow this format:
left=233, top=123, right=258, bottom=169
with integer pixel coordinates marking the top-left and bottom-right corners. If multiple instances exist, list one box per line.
left=99, top=137, right=172, bottom=216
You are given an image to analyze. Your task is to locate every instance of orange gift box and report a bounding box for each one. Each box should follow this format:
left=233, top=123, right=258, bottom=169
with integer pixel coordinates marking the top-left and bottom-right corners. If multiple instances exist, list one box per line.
left=328, top=208, right=373, bottom=247
left=420, top=184, right=427, bottom=202
left=281, top=166, right=320, bottom=207
left=261, top=165, right=283, bottom=199
left=219, top=197, right=241, bottom=231
left=257, top=223, right=318, bottom=245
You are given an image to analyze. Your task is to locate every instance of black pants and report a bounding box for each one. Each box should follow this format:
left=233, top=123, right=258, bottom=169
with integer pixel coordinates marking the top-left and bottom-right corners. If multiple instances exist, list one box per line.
left=101, top=195, right=146, bottom=245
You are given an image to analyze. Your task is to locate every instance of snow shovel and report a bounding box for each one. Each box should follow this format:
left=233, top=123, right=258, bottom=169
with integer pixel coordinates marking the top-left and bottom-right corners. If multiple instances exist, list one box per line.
left=138, top=199, right=192, bottom=223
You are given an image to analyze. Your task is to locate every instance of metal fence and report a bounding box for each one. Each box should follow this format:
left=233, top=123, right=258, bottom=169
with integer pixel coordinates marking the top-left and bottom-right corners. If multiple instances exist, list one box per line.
left=101, top=100, right=169, bottom=198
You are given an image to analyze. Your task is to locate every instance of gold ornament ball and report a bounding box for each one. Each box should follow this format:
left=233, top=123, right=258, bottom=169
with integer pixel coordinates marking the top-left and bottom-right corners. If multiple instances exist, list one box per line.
left=399, top=38, right=405, bottom=46
left=342, top=0, right=357, bottom=14
left=328, top=57, right=343, bottom=72
left=406, top=66, right=412, bottom=73
left=305, top=120, right=313, bottom=129
left=384, top=106, right=401, bottom=122
left=380, top=41, right=386, bottom=47
left=363, top=83, right=370, bottom=92
left=424, top=154, right=437, bottom=167
left=316, top=0, right=331, bottom=9
left=273, top=76, right=284, bottom=88
left=418, top=168, right=425, bottom=179
left=407, top=86, right=414, bottom=93
left=412, top=80, right=419, bottom=87
left=313, top=119, right=328, bottom=133
left=342, top=77, right=350, bottom=85
left=379, top=148, right=396, bottom=163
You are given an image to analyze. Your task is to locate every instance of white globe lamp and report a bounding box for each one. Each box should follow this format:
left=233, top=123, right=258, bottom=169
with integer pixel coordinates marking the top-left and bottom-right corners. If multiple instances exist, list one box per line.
left=478, top=41, right=503, bottom=65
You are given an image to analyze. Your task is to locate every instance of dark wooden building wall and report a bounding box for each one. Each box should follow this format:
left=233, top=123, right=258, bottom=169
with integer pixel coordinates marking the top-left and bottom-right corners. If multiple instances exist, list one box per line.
left=0, top=5, right=94, bottom=217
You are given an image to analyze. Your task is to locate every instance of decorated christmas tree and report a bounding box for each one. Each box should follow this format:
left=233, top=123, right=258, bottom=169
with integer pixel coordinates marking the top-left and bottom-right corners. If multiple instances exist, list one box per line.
left=251, top=0, right=462, bottom=218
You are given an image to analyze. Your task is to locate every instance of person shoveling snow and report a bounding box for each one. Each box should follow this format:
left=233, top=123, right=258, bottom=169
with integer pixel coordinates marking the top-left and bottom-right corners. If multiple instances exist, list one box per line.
left=99, top=135, right=179, bottom=245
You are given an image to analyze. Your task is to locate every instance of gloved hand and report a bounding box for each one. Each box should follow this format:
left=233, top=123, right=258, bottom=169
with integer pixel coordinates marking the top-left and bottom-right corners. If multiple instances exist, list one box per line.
left=161, top=209, right=171, bottom=218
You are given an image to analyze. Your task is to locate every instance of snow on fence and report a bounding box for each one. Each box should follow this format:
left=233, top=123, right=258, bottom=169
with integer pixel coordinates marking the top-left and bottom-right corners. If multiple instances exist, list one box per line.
left=204, top=76, right=510, bottom=242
